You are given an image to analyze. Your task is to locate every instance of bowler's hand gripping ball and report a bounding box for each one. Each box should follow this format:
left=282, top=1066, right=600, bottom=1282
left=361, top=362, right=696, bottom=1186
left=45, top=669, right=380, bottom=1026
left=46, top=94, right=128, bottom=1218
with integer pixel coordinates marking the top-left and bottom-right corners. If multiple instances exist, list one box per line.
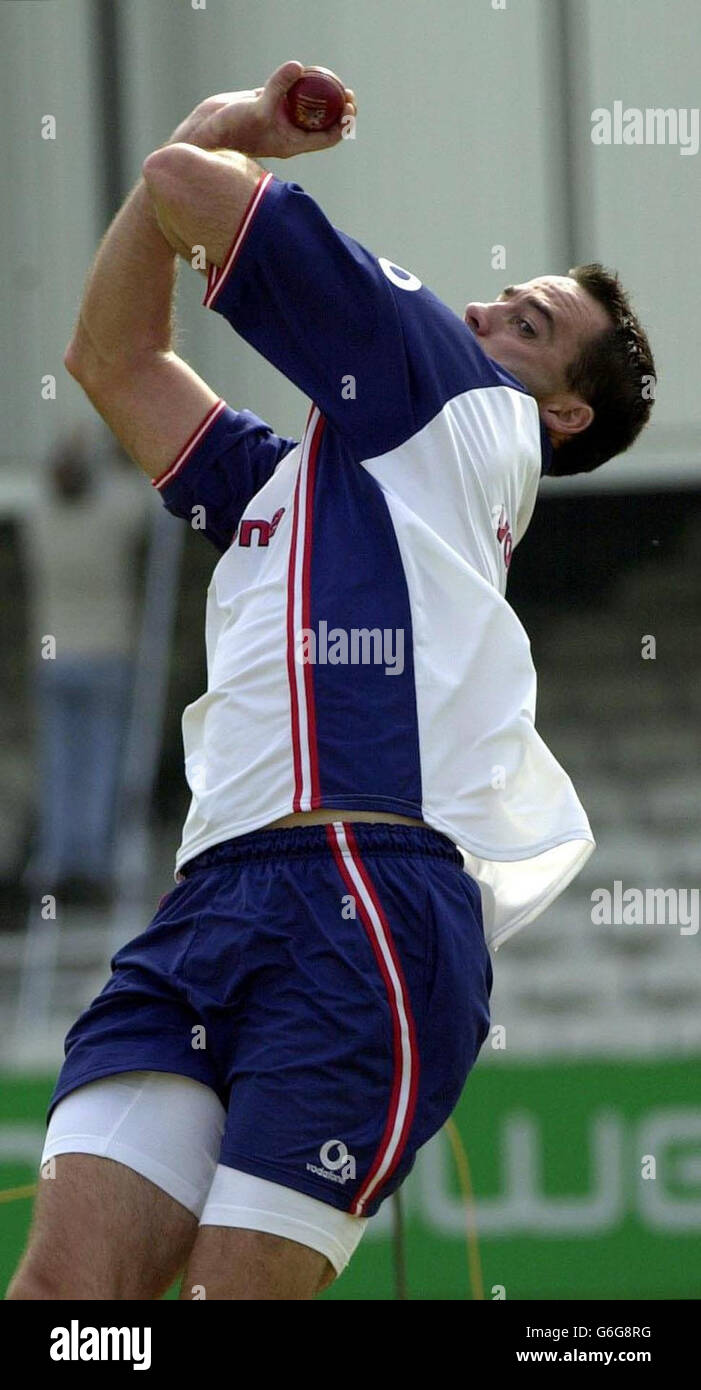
left=285, top=66, right=346, bottom=131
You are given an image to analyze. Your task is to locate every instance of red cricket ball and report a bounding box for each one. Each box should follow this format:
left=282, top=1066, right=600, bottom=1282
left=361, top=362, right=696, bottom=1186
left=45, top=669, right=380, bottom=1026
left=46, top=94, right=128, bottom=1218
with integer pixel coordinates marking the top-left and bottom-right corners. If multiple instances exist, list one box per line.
left=285, top=66, right=346, bottom=132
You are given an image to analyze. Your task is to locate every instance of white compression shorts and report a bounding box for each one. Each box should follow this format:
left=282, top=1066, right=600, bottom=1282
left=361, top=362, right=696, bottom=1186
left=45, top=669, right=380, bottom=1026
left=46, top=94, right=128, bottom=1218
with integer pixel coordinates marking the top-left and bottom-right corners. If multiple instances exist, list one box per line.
left=41, top=1070, right=368, bottom=1277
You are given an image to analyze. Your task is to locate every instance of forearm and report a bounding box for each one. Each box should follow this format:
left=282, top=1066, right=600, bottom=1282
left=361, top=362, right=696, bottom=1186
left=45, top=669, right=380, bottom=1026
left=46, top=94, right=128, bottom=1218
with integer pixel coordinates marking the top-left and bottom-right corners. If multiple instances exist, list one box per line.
left=66, top=180, right=177, bottom=374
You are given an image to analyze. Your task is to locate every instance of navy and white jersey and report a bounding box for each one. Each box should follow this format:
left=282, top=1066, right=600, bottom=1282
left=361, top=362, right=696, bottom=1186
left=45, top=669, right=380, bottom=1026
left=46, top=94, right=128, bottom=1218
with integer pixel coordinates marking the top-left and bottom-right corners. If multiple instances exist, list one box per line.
left=154, top=173, right=594, bottom=949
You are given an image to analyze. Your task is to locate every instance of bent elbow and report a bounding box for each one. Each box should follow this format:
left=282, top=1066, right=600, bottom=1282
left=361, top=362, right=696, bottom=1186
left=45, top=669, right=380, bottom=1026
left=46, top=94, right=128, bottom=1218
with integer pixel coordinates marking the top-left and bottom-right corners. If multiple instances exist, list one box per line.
left=64, top=338, right=84, bottom=381
left=142, top=143, right=192, bottom=196
left=63, top=320, right=102, bottom=385
left=142, top=146, right=167, bottom=188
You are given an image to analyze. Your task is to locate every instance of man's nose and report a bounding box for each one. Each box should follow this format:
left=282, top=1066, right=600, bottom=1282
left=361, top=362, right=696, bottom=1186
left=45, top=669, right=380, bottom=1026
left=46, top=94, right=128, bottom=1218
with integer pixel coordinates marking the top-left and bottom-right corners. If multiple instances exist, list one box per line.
left=464, top=303, right=490, bottom=335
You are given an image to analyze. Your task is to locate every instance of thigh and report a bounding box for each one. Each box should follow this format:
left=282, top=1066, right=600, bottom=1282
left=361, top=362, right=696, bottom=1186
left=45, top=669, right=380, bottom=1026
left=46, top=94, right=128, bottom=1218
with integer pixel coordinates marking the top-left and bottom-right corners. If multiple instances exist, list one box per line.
left=190, top=1163, right=366, bottom=1298
left=8, top=1070, right=226, bottom=1301
left=180, top=1226, right=333, bottom=1301
left=10, top=1153, right=196, bottom=1301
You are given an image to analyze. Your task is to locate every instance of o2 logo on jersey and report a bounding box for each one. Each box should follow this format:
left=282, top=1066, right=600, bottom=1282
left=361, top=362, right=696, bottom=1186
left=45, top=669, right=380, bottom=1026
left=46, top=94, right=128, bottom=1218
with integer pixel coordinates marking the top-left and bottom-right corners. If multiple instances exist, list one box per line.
left=305, top=1138, right=357, bottom=1185
left=492, top=504, right=513, bottom=569
left=379, top=257, right=423, bottom=292
left=320, top=1139, right=356, bottom=1182
left=233, top=507, right=285, bottom=548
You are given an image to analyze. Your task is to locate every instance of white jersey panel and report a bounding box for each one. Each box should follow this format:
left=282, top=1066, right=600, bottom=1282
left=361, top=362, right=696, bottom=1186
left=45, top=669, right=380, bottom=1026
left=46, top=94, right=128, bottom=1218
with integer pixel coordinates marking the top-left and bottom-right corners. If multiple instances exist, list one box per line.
left=359, top=391, right=594, bottom=948
left=361, top=386, right=542, bottom=595
left=176, top=447, right=301, bottom=864
left=378, top=488, right=594, bottom=947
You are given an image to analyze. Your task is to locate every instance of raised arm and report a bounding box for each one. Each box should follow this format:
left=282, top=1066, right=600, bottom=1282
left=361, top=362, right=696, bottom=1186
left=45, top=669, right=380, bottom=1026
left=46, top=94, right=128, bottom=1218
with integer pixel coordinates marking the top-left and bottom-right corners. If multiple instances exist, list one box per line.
left=64, top=178, right=223, bottom=479
left=65, top=62, right=356, bottom=479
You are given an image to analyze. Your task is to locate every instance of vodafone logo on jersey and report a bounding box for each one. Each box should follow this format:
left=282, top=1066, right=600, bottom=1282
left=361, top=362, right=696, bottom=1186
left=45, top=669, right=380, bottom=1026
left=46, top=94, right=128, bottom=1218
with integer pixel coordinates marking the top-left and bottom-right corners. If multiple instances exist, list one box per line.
left=492, top=504, right=513, bottom=569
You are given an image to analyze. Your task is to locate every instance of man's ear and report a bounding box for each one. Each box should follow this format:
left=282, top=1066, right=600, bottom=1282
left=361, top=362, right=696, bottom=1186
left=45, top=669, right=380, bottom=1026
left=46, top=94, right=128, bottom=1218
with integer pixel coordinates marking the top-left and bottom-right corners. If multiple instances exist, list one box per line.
left=540, top=394, right=594, bottom=447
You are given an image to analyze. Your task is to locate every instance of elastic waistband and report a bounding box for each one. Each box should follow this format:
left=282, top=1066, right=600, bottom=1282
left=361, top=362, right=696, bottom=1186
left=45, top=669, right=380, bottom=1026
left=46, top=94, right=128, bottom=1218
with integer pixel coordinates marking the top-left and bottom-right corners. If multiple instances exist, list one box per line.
left=179, top=822, right=462, bottom=875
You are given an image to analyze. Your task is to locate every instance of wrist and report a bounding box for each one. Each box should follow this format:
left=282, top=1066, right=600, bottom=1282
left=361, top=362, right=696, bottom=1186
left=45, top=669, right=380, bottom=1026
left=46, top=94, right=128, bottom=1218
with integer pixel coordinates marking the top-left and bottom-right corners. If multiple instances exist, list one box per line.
left=166, top=107, right=237, bottom=153
left=167, top=103, right=261, bottom=157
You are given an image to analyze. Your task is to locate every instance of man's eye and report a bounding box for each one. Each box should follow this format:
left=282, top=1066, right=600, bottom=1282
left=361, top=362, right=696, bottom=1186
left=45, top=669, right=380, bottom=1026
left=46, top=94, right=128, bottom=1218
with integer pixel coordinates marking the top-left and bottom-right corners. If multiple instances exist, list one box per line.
left=514, top=316, right=536, bottom=337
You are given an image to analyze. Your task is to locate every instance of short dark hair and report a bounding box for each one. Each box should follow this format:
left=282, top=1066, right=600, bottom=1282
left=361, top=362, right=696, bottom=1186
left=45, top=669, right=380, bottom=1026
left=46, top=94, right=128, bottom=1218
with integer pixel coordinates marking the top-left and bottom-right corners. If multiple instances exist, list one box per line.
left=547, top=263, right=657, bottom=476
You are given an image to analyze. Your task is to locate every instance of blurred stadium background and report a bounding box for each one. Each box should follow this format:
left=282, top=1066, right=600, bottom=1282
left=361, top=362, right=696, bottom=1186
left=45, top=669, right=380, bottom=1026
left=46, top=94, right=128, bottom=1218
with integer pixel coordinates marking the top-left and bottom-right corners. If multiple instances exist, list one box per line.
left=1, top=0, right=699, bottom=1300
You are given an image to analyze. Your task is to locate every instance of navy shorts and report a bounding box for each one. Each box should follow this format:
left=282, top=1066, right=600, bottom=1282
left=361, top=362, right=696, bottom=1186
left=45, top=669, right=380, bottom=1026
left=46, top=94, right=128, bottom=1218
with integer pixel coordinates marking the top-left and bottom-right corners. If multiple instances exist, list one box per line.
left=49, top=822, right=492, bottom=1218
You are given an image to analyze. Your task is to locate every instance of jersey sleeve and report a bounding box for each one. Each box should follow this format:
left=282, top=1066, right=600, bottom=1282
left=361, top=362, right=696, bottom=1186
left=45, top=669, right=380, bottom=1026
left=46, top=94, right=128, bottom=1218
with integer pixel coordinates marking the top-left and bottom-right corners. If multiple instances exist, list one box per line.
left=203, top=174, right=513, bottom=463
left=152, top=398, right=297, bottom=553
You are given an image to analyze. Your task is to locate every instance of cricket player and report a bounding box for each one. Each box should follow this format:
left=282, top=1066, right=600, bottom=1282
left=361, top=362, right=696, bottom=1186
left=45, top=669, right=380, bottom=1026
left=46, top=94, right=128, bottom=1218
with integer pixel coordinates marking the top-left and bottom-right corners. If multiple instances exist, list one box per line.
left=9, top=62, right=656, bottom=1301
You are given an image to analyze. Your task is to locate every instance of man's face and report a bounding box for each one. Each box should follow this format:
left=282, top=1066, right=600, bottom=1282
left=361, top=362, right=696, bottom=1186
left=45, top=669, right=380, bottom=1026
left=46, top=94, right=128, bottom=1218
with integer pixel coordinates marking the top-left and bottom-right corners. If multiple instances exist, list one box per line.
left=464, top=276, right=611, bottom=402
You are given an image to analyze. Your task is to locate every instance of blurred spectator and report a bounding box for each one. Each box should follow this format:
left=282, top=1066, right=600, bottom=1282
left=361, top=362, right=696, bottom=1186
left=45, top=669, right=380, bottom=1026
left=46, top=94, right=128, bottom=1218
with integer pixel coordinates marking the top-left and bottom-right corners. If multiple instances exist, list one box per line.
left=22, top=425, right=148, bottom=904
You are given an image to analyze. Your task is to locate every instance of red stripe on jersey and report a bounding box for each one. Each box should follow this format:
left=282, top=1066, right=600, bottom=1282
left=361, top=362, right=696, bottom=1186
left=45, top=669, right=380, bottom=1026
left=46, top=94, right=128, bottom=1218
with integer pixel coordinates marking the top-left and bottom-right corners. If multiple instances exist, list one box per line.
left=151, top=398, right=226, bottom=490
left=286, top=466, right=305, bottom=810
left=203, top=171, right=274, bottom=309
left=301, top=415, right=323, bottom=807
